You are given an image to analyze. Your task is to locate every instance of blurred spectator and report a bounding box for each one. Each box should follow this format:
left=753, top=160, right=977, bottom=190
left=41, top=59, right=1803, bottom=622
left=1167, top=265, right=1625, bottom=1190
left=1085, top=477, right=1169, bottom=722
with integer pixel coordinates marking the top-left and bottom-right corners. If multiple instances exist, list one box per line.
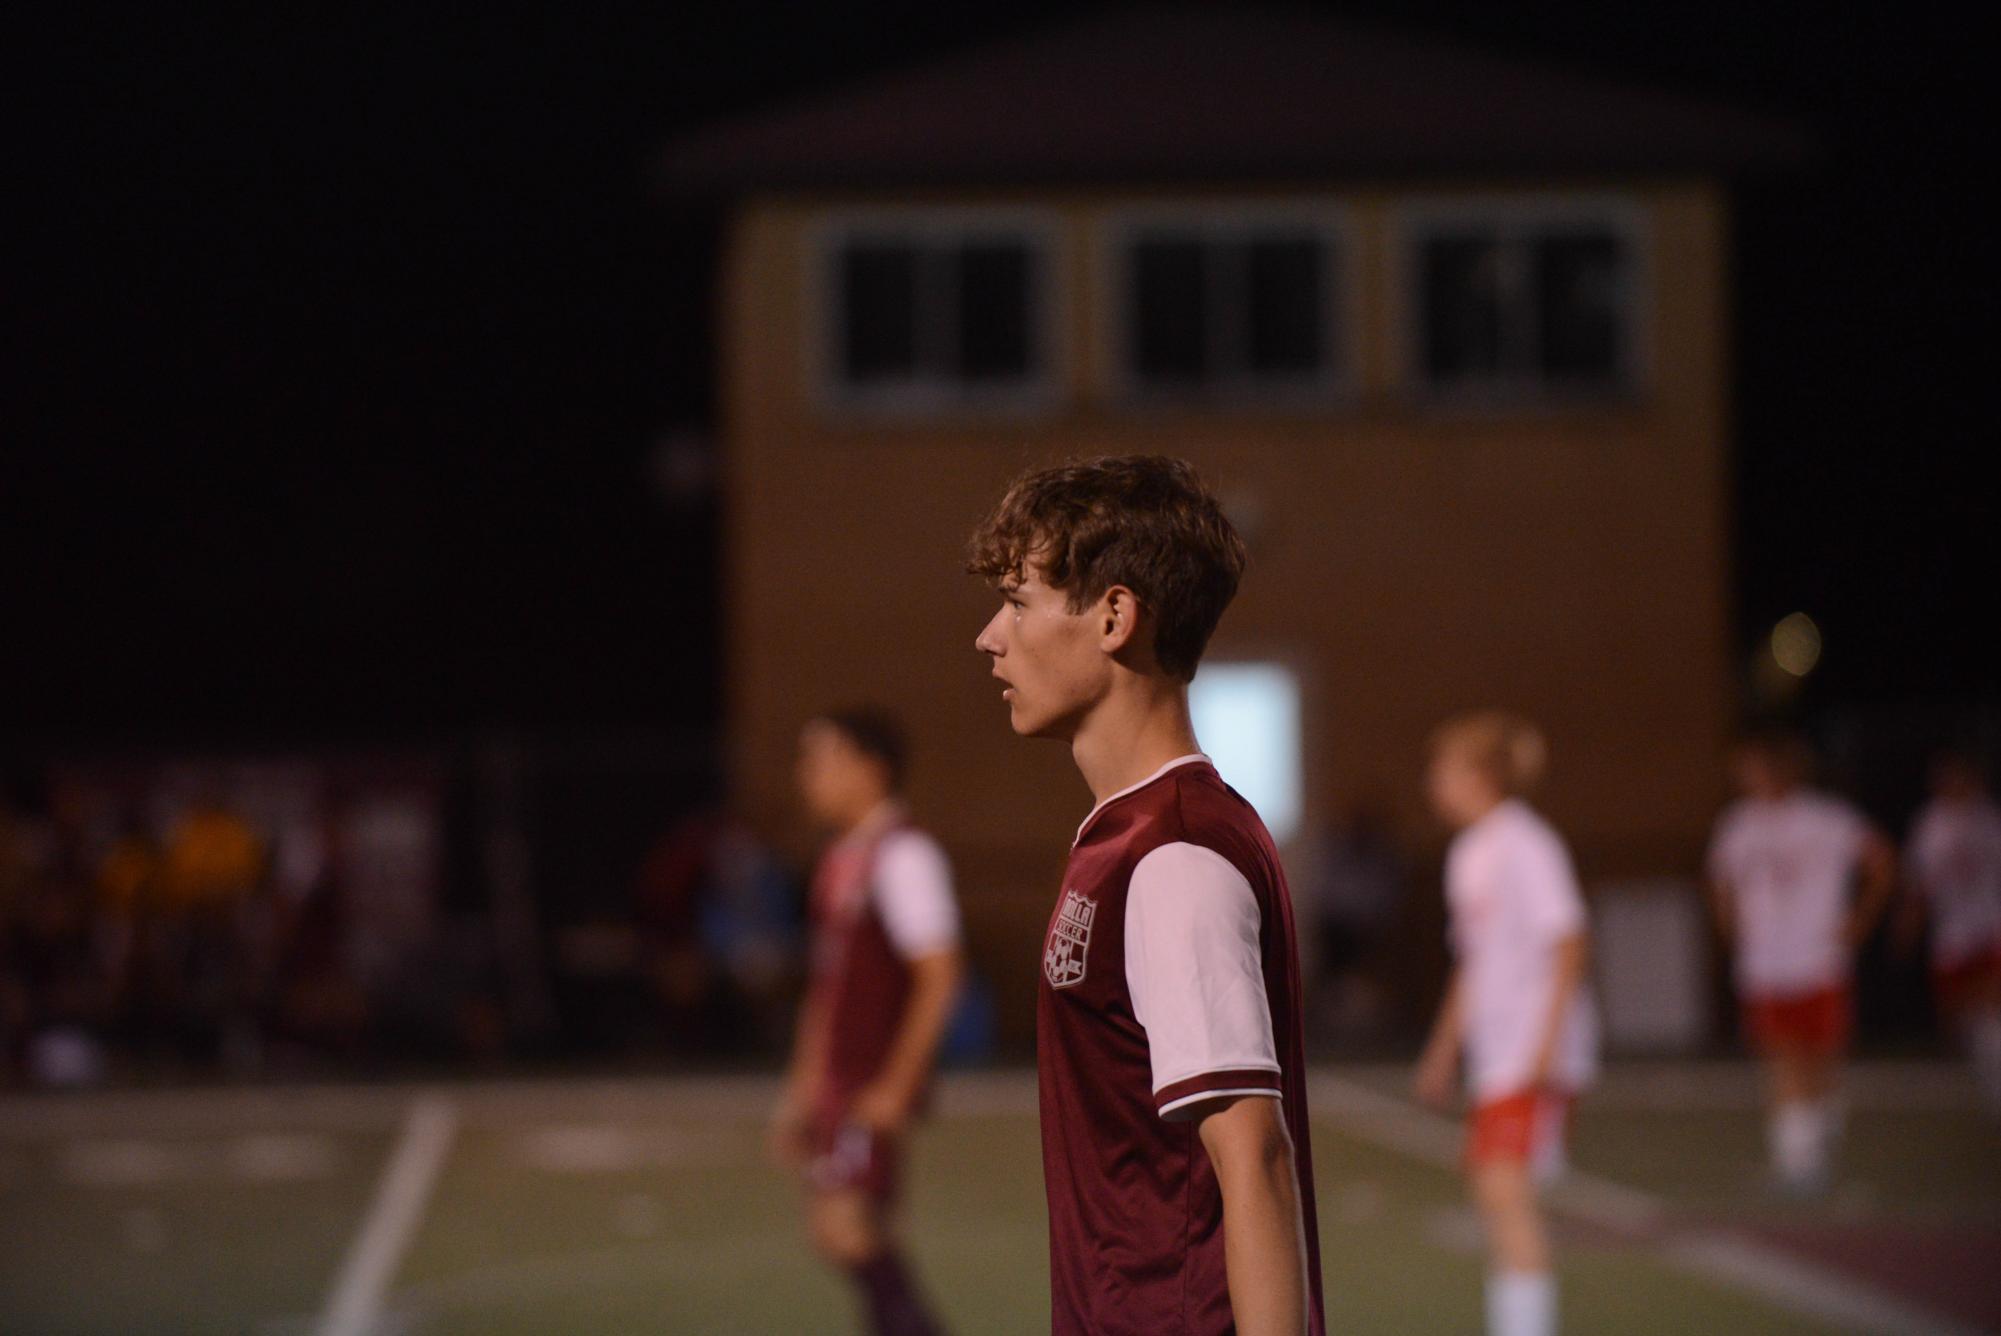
left=635, top=806, right=798, bottom=1054
left=156, top=793, right=267, bottom=1070
left=1298, top=797, right=1405, bottom=1040
left=5, top=789, right=111, bottom=1087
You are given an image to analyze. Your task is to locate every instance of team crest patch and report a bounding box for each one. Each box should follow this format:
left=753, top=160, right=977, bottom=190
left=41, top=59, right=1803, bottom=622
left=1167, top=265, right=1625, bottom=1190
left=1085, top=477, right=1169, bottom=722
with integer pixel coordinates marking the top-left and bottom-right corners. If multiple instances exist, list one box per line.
left=1044, top=889, right=1097, bottom=989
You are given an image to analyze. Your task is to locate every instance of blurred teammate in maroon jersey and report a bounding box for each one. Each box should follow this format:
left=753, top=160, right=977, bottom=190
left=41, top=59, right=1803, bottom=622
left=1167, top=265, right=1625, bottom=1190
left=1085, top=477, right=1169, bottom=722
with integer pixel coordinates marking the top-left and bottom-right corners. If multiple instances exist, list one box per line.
left=771, top=709, right=963, bottom=1336
left=970, top=457, right=1323, bottom=1336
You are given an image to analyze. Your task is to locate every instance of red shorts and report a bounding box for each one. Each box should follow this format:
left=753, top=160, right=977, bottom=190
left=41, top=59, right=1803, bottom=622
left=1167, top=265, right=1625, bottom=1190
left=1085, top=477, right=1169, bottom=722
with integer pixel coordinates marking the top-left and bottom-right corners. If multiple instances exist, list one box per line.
left=1741, top=984, right=1852, bottom=1056
left=805, top=1112, right=901, bottom=1203
left=1467, top=1088, right=1574, bottom=1179
left=1933, top=947, right=2001, bottom=1016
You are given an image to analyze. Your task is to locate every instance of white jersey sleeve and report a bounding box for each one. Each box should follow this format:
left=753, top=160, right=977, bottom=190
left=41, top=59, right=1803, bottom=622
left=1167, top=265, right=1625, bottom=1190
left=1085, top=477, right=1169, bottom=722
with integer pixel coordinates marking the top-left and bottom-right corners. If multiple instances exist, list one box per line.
left=1124, top=841, right=1280, bottom=1119
left=869, top=829, right=961, bottom=960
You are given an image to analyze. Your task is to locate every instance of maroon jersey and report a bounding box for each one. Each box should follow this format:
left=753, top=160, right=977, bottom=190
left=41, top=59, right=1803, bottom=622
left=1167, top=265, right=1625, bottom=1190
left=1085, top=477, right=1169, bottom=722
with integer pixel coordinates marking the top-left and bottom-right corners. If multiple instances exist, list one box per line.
left=1038, top=756, right=1324, bottom=1335
left=806, top=805, right=959, bottom=1117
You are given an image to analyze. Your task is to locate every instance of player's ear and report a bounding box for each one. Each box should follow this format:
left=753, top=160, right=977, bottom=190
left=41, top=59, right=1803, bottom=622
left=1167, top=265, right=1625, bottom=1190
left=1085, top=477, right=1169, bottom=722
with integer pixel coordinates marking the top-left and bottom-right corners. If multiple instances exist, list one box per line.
left=1100, top=585, right=1142, bottom=655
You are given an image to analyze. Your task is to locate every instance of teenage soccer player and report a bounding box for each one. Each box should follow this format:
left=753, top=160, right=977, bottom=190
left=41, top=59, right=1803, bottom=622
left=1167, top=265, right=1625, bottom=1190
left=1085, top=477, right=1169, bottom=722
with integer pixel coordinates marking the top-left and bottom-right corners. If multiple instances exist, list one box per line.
left=1902, top=750, right=2001, bottom=1111
left=969, top=455, right=1323, bottom=1336
left=771, top=709, right=963, bottom=1336
left=1707, top=729, right=1895, bottom=1192
left=1414, top=713, right=1596, bottom=1336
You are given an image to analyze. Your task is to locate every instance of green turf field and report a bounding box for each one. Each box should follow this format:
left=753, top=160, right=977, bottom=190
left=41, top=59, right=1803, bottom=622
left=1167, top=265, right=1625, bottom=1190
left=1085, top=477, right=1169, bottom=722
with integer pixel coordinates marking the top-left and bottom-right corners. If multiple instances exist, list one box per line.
left=1, top=1063, right=1995, bottom=1334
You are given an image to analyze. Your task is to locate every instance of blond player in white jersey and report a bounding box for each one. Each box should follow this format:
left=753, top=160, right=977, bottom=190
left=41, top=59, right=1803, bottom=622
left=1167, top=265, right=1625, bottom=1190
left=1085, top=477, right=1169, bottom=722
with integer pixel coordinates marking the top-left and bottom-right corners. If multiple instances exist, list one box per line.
left=1707, top=730, right=1894, bottom=1192
left=1899, top=750, right=2001, bottom=1111
left=1416, top=712, right=1596, bottom=1336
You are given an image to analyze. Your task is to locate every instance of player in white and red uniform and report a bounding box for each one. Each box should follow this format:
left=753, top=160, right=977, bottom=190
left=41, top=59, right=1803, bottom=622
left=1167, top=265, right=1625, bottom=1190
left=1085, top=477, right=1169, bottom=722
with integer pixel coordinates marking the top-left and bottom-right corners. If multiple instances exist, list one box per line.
left=1901, top=751, right=2001, bottom=1110
left=1706, top=730, right=1894, bottom=1191
left=971, top=456, right=1322, bottom=1336
left=1417, top=713, right=1595, bottom=1336
left=771, top=709, right=962, bottom=1336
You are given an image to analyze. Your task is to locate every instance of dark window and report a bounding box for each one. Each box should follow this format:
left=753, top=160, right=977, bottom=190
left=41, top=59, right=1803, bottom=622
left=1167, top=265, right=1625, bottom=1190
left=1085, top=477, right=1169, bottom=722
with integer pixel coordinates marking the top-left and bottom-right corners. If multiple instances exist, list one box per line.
left=1536, top=235, right=1625, bottom=382
left=1123, top=224, right=1342, bottom=395
left=1414, top=220, right=1633, bottom=393
left=1420, top=236, right=1505, bottom=381
left=1131, top=238, right=1207, bottom=384
left=840, top=244, right=919, bottom=384
left=957, top=241, right=1032, bottom=381
left=830, top=228, right=1046, bottom=403
left=1246, top=237, right=1324, bottom=375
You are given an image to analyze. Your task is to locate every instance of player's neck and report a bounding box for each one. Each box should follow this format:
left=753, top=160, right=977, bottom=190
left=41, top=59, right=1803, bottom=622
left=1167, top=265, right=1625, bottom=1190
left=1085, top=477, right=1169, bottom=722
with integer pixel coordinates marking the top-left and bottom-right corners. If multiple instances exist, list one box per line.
left=1069, top=672, right=1201, bottom=804
left=837, top=793, right=900, bottom=839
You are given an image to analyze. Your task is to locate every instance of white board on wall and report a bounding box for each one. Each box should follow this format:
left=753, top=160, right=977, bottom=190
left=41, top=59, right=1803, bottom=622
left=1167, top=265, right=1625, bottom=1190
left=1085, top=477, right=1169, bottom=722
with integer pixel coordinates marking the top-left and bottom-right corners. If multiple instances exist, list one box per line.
left=1592, top=877, right=1713, bottom=1053
left=1190, top=661, right=1303, bottom=847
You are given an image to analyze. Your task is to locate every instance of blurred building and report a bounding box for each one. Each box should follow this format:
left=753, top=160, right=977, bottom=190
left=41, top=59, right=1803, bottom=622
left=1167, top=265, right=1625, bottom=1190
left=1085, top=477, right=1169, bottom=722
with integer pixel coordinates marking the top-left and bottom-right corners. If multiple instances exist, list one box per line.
left=658, top=8, right=1801, bottom=1039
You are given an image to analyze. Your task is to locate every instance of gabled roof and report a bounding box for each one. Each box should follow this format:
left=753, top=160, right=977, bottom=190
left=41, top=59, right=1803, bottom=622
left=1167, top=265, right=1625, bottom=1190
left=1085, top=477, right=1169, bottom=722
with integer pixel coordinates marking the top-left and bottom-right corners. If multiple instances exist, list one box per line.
left=656, top=5, right=1805, bottom=195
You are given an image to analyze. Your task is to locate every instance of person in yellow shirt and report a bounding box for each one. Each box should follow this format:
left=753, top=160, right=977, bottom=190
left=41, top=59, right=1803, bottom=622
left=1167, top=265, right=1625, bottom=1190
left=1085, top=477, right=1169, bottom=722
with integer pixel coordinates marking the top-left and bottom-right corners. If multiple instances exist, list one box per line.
left=159, top=802, right=263, bottom=910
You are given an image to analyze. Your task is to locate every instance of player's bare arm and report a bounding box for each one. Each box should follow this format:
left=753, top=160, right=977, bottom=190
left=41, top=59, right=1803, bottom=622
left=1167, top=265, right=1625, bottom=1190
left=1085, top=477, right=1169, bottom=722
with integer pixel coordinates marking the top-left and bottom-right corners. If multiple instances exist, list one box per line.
left=1198, top=1095, right=1311, bottom=1336
left=770, top=988, right=830, bottom=1167
left=1529, top=933, right=1589, bottom=1087
left=1707, top=876, right=1737, bottom=944
left=848, top=946, right=964, bottom=1134
left=1845, top=829, right=1898, bottom=949
left=1415, top=966, right=1465, bottom=1107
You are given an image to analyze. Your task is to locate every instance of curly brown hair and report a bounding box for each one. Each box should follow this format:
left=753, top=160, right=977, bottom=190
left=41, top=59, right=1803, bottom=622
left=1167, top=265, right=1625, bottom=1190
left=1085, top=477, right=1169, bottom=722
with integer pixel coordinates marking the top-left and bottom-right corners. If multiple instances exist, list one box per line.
left=967, top=455, right=1247, bottom=681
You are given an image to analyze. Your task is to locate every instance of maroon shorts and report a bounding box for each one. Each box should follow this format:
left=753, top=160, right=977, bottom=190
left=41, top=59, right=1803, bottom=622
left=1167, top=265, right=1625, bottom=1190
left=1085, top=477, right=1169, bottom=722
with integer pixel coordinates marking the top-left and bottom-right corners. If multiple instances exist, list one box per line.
left=806, top=1113, right=901, bottom=1203
left=1742, top=984, right=1852, bottom=1056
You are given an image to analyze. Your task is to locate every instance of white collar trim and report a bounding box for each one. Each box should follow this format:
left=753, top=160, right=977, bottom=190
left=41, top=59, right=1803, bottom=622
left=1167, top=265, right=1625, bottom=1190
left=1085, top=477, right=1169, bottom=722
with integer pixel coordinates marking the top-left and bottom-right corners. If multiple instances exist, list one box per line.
left=1074, top=754, right=1211, bottom=846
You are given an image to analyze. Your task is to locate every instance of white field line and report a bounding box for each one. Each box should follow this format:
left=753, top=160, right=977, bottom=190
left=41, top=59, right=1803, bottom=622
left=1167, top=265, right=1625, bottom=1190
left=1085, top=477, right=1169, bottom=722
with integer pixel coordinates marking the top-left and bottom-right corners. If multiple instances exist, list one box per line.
left=1307, top=1073, right=1984, bottom=1336
left=314, top=1094, right=458, bottom=1336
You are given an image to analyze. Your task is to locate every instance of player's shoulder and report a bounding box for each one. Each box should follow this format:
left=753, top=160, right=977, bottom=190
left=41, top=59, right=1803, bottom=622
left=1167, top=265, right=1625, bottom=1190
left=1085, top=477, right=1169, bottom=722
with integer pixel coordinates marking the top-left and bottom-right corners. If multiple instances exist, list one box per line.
left=1798, top=789, right=1866, bottom=830
left=874, top=825, right=951, bottom=881
left=1470, top=800, right=1567, bottom=865
left=1159, top=763, right=1267, bottom=848
left=1109, top=764, right=1260, bottom=870
left=878, top=823, right=946, bottom=860
left=1713, top=797, right=1758, bottom=838
left=1508, top=802, right=1571, bottom=860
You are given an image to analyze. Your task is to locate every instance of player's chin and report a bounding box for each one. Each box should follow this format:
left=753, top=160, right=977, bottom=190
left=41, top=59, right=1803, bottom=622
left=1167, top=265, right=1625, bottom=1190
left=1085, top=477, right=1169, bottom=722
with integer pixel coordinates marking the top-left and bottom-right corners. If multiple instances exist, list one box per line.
left=1010, top=702, right=1067, bottom=740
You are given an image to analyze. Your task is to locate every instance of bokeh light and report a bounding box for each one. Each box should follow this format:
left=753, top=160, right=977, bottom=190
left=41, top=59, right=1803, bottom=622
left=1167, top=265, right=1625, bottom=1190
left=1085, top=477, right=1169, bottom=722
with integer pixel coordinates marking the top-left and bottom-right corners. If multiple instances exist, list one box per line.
left=1770, top=611, right=1823, bottom=676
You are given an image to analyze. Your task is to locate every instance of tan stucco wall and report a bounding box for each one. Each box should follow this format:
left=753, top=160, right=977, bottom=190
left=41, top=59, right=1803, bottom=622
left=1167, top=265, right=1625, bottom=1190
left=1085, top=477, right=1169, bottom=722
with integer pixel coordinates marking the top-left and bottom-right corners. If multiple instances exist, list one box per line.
left=717, top=183, right=1735, bottom=1036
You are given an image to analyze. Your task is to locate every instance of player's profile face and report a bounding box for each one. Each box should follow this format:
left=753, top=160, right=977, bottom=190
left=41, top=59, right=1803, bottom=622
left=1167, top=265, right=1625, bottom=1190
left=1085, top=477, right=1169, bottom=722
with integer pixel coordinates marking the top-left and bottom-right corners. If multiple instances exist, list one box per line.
left=795, top=720, right=880, bottom=827
left=1426, top=746, right=1495, bottom=828
left=974, top=566, right=1109, bottom=740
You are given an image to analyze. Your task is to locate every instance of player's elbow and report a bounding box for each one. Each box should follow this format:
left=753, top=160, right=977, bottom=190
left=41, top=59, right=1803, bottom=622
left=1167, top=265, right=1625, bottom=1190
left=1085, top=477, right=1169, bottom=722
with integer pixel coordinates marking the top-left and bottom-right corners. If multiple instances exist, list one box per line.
left=1199, top=1095, right=1294, bottom=1185
left=911, top=947, right=965, bottom=1001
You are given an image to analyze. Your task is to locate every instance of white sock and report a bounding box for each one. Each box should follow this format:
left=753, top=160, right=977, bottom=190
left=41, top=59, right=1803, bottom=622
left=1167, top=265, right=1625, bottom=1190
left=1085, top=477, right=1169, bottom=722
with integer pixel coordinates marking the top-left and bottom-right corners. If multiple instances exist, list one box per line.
left=1969, top=1011, right=2001, bottom=1110
left=1486, top=1269, right=1555, bottom=1336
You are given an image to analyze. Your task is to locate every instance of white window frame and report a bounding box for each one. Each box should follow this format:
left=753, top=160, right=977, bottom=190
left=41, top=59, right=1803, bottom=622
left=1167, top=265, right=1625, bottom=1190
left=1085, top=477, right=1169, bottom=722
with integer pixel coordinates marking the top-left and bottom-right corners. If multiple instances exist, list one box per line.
left=1392, top=195, right=1651, bottom=406
left=809, top=207, right=1065, bottom=418
left=1099, top=201, right=1358, bottom=408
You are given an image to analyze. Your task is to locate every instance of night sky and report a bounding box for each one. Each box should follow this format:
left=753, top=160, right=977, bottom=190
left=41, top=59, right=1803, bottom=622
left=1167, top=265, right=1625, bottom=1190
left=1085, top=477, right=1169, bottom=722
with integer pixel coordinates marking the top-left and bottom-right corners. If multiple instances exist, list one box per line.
left=6, top=3, right=1990, bottom=754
